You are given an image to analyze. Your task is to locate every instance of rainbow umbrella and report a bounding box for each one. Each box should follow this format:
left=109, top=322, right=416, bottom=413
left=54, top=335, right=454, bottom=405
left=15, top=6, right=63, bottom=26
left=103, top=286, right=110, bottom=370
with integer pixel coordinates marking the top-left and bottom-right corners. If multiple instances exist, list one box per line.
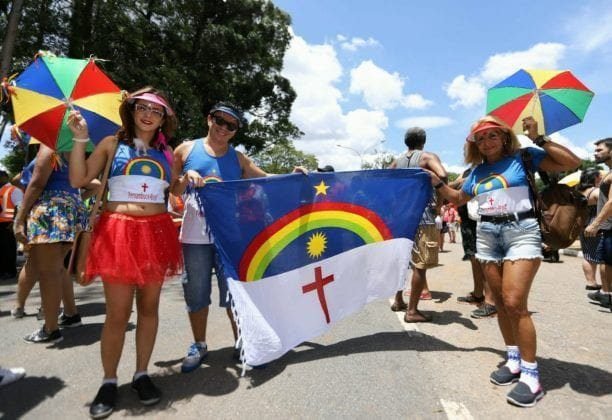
left=486, top=69, right=594, bottom=135
left=10, top=53, right=122, bottom=151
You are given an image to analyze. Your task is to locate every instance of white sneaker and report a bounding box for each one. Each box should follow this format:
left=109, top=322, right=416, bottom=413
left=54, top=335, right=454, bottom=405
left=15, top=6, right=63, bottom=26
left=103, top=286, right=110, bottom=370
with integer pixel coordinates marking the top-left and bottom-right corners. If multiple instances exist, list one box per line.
left=11, top=307, right=25, bottom=318
left=0, top=367, right=26, bottom=387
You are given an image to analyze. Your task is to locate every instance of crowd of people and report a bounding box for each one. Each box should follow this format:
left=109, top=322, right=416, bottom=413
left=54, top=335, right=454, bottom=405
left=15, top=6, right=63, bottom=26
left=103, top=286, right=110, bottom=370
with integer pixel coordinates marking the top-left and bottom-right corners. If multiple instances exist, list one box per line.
left=1, top=86, right=610, bottom=414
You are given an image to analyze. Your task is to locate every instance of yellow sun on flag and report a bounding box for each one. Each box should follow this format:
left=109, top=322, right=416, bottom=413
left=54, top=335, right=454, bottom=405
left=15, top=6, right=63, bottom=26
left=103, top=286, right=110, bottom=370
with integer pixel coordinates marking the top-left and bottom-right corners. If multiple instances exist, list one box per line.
left=307, top=232, right=327, bottom=258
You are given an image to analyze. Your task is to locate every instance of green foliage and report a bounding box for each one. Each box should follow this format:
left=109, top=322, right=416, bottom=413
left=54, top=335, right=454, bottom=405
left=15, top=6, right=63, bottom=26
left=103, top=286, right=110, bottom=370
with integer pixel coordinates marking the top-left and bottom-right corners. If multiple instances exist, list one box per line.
left=251, top=141, right=317, bottom=174
left=362, top=152, right=395, bottom=170
left=0, top=139, right=24, bottom=176
left=1, top=0, right=300, bottom=151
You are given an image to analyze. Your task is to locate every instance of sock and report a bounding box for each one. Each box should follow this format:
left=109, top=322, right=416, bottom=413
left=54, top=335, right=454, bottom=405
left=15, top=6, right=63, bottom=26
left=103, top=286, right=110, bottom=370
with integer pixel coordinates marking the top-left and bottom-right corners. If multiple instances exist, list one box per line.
left=198, top=341, right=207, bottom=349
left=133, top=371, right=148, bottom=382
left=102, top=378, right=117, bottom=386
left=519, top=359, right=541, bottom=393
left=504, top=346, right=520, bottom=373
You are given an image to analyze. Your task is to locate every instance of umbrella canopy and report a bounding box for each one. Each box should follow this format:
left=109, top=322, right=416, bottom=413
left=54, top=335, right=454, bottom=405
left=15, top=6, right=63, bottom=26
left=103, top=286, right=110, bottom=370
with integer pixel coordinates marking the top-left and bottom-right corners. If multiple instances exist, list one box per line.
left=486, top=69, right=594, bottom=135
left=10, top=53, right=122, bottom=151
left=558, top=169, right=607, bottom=187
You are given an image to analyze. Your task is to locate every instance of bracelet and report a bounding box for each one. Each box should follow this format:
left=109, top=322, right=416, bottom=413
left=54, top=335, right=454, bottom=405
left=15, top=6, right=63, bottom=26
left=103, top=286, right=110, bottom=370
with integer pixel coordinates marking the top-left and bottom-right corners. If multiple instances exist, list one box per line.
left=72, top=137, right=90, bottom=143
left=533, top=135, right=549, bottom=147
left=434, top=180, right=445, bottom=189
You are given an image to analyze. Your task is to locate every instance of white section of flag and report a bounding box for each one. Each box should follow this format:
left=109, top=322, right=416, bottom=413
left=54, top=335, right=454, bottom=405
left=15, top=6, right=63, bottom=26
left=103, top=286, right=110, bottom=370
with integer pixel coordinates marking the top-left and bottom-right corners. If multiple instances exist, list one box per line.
left=228, top=238, right=412, bottom=366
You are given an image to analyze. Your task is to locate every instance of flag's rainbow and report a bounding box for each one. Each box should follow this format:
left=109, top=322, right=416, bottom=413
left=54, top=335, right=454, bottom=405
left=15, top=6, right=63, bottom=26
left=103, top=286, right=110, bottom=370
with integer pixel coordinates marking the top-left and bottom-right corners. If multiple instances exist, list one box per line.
left=239, top=202, right=392, bottom=281
left=124, top=157, right=166, bottom=180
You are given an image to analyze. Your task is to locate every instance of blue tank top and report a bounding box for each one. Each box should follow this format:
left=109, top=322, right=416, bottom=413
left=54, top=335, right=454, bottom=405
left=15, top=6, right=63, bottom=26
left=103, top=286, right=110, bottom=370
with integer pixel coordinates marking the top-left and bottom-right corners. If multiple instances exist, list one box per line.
left=109, top=143, right=172, bottom=183
left=46, top=155, right=78, bottom=193
left=183, top=138, right=241, bottom=181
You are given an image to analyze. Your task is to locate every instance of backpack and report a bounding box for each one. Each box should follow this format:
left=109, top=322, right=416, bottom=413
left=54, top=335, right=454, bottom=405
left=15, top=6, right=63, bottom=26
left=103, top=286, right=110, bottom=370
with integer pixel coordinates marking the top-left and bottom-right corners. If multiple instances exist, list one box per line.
left=520, top=150, right=588, bottom=250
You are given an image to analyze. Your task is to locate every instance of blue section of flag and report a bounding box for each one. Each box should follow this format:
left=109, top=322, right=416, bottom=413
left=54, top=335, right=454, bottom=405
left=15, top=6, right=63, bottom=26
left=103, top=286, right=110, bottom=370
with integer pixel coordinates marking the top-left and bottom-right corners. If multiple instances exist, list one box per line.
left=197, top=169, right=432, bottom=281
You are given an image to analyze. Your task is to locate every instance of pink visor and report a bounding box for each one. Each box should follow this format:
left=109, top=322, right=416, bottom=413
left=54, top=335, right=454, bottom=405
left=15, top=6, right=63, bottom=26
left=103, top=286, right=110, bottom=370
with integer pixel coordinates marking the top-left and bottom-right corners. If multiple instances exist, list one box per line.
left=128, top=93, right=174, bottom=116
left=466, top=120, right=507, bottom=142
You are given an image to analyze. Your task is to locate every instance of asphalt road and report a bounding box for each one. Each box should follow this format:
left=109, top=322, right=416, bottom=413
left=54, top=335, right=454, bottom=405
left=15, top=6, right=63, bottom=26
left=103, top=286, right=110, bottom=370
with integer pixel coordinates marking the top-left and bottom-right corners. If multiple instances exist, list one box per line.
left=0, top=240, right=610, bottom=419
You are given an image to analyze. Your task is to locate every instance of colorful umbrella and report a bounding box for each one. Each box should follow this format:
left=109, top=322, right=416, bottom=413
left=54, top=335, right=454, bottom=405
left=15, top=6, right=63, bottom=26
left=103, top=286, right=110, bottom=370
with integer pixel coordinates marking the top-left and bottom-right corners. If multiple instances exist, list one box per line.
left=9, top=53, right=122, bottom=151
left=486, top=69, right=594, bottom=135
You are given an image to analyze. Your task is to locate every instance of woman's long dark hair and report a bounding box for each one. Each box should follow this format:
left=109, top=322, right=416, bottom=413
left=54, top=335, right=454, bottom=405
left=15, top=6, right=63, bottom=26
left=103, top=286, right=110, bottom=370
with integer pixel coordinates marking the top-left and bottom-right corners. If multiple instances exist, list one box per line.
left=577, top=167, right=601, bottom=191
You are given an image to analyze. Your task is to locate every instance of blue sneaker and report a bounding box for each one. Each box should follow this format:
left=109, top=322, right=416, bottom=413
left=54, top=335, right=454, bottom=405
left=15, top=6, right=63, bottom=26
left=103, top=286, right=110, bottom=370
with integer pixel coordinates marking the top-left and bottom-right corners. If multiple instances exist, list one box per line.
left=506, top=381, right=545, bottom=407
left=181, top=342, right=208, bottom=373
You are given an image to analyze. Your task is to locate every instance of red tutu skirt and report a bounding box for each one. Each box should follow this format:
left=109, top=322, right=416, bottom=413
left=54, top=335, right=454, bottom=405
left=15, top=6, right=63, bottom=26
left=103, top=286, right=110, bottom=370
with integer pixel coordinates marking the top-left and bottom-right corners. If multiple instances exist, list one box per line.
left=86, top=212, right=183, bottom=287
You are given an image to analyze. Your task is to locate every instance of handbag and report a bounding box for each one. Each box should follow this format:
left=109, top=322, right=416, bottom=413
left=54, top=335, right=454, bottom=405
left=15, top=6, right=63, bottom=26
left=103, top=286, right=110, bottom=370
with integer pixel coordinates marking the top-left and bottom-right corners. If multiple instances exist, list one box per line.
left=520, top=149, right=588, bottom=250
left=68, top=139, right=118, bottom=285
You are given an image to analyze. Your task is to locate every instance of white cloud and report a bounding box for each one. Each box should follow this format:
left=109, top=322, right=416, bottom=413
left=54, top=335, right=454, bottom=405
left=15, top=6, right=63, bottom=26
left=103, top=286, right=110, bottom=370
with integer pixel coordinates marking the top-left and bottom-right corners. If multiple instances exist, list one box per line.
left=401, top=94, right=434, bottom=110
left=446, top=75, right=486, bottom=109
left=517, top=132, right=591, bottom=160
left=349, top=60, right=433, bottom=110
left=396, top=116, right=454, bottom=130
left=282, top=32, right=387, bottom=171
left=445, top=43, right=566, bottom=109
left=350, top=60, right=404, bottom=110
left=338, top=35, right=380, bottom=52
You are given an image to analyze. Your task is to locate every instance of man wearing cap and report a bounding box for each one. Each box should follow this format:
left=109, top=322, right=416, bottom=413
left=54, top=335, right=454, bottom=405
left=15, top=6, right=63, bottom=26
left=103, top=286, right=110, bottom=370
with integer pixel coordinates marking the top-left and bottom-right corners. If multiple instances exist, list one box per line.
left=171, top=102, right=271, bottom=372
left=389, top=127, right=447, bottom=323
left=0, top=170, right=23, bottom=279
left=317, top=165, right=335, bottom=173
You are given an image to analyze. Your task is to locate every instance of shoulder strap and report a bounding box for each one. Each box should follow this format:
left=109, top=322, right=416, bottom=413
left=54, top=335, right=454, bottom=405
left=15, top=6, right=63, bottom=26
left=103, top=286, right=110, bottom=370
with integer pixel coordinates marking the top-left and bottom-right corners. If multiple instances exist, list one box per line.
left=520, top=149, right=545, bottom=221
left=86, top=138, right=119, bottom=229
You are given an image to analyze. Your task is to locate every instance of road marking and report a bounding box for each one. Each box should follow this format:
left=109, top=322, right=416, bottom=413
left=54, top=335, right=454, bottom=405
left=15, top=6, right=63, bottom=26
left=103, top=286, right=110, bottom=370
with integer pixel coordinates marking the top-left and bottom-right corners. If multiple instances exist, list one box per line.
left=389, top=299, right=420, bottom=332
left=440, top=399, right=474, bottom=420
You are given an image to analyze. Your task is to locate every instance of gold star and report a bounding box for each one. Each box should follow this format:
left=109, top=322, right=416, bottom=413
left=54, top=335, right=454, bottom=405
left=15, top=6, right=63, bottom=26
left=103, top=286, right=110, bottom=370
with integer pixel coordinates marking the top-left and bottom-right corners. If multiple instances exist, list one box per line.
left=314, top=180, right=330, bottom=196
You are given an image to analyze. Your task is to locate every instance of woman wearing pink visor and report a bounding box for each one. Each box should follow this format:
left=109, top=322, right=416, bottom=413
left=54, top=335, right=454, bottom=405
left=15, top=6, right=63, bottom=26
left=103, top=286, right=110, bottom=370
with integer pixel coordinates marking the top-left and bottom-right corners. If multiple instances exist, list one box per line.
left=429, top=115, right=579, bottom=407
left=68, top=87, right=182, bottom=418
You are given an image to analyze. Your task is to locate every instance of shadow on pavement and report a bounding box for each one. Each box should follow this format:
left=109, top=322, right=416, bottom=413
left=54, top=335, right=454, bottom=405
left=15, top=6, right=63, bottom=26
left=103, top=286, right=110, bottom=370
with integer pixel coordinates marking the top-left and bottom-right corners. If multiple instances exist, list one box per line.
left=430, top=290, right=452, bottom=303
left=540, top=356, right=612, bottom=396
left=0, top=376, right=65, bottom=418
left=246, top=331, right=500, bottom=387
left=53, top=322, right=135, bottom=349
left=75, top=302, right=107, bottom=318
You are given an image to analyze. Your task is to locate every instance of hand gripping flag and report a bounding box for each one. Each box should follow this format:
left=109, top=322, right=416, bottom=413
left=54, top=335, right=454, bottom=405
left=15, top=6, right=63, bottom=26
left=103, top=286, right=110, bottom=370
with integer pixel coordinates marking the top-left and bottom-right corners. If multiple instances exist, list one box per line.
left=197, top=169, right=432, bottom=367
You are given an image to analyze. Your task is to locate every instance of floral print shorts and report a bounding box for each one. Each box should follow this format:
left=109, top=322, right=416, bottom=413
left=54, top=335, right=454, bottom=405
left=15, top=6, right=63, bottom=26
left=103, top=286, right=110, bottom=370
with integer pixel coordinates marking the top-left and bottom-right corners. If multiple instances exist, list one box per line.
left=27, top=190, right=87, bottom=244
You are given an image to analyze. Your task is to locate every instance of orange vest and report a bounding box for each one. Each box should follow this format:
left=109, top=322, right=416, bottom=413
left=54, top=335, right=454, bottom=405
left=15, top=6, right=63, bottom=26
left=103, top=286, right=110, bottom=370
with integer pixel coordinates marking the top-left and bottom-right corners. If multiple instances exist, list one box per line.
left=0, top=183, right=17, bottom=222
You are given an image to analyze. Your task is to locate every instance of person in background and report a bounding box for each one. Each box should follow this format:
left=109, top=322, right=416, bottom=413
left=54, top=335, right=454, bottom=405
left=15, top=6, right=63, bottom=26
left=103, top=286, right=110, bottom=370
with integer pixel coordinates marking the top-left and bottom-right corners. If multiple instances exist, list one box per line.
left=13, top=145, right=87, bottom=344
left=577, top=168, right=604, bottom=291
left=430, top=115, right=579, bottom=407
left=585, top=138, right=612, bottom=311
left=0, top=170, right=24, bottom=280
left=389, top=127, right=445, bottom=322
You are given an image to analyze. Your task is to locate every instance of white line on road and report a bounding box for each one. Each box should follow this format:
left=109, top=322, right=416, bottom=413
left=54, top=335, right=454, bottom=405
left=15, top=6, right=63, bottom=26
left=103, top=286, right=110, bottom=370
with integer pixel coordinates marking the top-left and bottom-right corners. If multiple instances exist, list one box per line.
left=389, top=299, right=420, bottom=332
left=439, top=399, right=474, bottom=420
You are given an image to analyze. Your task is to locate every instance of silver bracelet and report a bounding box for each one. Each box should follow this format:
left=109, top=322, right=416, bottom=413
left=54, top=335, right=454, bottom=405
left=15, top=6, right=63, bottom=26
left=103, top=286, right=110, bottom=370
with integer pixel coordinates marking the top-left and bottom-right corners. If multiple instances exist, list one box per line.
left=72, top=137, right=90, bottom=143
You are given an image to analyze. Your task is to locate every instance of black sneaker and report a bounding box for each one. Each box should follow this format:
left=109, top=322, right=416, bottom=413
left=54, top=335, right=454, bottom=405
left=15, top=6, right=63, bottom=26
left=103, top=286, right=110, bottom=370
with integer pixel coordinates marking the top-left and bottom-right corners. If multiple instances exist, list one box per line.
left=89, top=383, right=117, bottom=419
left=600, top=293, right=612, bottom=310
left=23, top=326, right=63, bottom=344
left=588, top=290, right=604, bottom=302
left=471, top=303, right=497, bottom=318
left=490, top=366, right=520, bottom=386
left=58, top=313, right=82, bottom=328
left=506, top=381, right=545, bottom=407
left=131, top=375, right=161, bottom=406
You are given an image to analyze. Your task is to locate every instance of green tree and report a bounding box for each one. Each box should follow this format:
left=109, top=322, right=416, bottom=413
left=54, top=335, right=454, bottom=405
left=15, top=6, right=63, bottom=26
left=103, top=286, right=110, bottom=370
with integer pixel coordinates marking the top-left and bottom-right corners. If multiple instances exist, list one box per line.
left=362, top=152, right=395, bottom=169
left=251, top=141, right=317, bottom=174
left=1, top=0, right=300, bottom=151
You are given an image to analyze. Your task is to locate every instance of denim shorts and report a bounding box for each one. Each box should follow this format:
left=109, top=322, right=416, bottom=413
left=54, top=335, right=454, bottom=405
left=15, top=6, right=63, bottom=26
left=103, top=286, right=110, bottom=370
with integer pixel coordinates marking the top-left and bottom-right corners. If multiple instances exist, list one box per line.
left=595, top=230, right=612, bottom=266
left=476, top=217, right=543, bottom=263
left=181, top=243, right=230, bottom=312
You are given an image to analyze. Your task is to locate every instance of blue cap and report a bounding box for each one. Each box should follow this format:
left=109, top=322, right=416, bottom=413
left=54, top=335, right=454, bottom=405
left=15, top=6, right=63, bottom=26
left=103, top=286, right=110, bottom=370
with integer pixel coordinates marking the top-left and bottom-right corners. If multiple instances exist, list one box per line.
left=209, top=104, right=248, bottom=128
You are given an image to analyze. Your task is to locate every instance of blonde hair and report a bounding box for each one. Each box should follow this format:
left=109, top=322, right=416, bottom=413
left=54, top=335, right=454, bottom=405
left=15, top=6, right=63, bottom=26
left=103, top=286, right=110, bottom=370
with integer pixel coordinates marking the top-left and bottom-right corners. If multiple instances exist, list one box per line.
left=464, top=115, right=521, bottom=166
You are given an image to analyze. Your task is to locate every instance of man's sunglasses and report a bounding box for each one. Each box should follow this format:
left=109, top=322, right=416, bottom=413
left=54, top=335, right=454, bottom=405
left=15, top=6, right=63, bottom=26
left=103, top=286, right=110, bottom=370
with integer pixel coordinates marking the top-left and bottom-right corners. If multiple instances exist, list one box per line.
left=211, top=114, right=239, bottom=132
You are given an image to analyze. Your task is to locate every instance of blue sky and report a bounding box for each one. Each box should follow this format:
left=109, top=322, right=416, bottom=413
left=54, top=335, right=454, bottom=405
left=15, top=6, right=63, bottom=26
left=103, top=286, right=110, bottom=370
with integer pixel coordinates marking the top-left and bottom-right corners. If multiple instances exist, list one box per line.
left=2, top=1, right=611, bottom=173
left=275, top=0, right=612, bottom=172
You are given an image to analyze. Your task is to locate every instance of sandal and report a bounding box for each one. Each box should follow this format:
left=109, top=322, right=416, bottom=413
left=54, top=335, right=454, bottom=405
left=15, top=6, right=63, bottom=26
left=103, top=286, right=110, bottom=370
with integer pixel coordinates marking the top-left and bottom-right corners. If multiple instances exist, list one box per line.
left=390, top=301, right=408, bottom=312
left=457, top=292, right=484, bottom=305
left=404, top=311, right=432, bottom=323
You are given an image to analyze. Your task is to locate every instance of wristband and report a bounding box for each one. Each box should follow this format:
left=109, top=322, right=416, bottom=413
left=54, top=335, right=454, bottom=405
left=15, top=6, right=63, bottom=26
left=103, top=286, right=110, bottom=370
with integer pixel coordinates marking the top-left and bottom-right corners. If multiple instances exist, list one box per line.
left=72, top=137, right=90, bottom=143
left=434, top=180, right=445, bottom=189
left=533, top=135, right=549, bottom=147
